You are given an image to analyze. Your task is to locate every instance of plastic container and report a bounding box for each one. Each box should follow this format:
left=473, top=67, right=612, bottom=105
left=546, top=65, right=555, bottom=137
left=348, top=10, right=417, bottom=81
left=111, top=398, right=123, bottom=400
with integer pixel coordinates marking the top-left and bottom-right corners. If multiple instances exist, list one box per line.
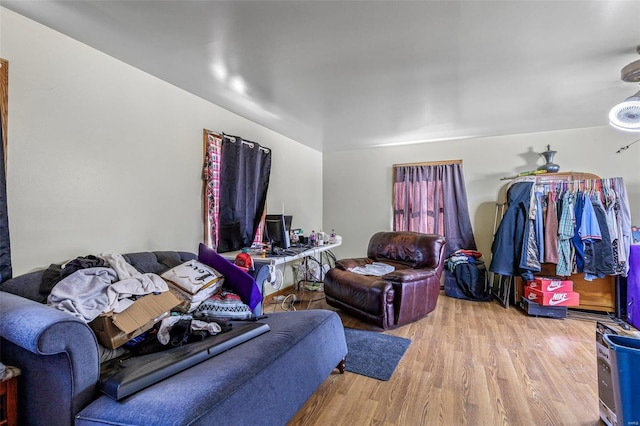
left=604, top=334, right=640, bottom=425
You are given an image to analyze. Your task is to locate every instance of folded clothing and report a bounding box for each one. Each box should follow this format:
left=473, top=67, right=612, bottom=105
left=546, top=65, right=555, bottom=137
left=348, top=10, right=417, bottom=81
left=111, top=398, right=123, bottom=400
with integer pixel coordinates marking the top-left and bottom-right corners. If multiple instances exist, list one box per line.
left=161, top=260, right=224, bottom=295
left=192, top=290, right=253, bottom=320
left=168, top=282, right=223, bottom=313
left=348, top=262, right=395, bottom=276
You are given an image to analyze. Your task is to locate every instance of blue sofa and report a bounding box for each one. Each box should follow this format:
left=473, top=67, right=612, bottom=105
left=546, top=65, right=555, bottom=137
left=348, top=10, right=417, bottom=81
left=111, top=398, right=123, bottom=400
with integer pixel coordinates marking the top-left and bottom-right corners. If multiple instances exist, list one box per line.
left=0, top=251, right=347, bottom=426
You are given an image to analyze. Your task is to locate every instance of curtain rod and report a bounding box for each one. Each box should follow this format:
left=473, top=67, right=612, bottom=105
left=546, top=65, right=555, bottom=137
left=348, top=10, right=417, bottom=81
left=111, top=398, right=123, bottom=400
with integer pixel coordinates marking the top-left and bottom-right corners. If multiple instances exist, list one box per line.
left=203, top=129, right=270, bottom=153
left=393, top=159, right=462, bottom=168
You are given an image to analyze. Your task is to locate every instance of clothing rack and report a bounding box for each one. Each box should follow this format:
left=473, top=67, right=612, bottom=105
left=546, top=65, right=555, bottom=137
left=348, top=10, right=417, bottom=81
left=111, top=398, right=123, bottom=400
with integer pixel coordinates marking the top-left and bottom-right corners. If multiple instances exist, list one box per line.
left=496, top=171, right=629, bottom=315
left=505, top=172, right=600, bottom=194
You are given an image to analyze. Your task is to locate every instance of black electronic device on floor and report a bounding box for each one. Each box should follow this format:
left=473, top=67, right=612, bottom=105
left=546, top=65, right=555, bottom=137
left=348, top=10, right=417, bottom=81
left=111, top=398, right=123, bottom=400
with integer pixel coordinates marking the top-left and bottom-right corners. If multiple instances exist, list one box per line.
left=100, top=322, right=270, bottom=401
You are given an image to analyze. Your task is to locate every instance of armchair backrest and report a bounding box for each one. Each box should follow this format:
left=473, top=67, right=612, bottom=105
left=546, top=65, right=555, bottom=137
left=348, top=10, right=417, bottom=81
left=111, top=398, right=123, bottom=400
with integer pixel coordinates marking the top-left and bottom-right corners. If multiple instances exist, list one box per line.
left=367, top=231, right=446, bottom=270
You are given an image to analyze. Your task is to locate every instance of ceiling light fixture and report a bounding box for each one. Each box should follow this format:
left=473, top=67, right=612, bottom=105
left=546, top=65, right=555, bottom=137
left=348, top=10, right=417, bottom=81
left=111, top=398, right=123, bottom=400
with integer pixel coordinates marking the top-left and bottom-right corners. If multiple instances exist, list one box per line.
left=609, top=46, right=640, bottom=131
left=609, top=90, right=640, bottom=131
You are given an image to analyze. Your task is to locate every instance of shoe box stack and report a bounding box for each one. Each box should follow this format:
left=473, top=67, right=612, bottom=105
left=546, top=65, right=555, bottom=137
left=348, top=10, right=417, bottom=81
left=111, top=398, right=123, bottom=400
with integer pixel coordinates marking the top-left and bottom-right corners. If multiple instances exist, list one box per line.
left=520, top=276, right=580, bottom=318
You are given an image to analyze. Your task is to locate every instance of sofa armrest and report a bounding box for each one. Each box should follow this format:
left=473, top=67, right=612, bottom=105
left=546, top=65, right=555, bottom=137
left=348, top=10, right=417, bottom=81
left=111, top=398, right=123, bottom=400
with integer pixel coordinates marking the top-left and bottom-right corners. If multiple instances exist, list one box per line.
left=0, top=291, right=100, bottom=425
left=383, top=268, right=438, bottom=283
left=335, top=257, right=372, bottom=270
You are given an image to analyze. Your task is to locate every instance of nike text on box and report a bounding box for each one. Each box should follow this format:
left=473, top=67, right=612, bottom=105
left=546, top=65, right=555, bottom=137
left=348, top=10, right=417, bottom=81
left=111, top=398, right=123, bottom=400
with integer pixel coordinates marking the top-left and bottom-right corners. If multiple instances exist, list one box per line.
left=528, top=276, right=574, bottom=292
left=524, top=286, right=580, bottom=307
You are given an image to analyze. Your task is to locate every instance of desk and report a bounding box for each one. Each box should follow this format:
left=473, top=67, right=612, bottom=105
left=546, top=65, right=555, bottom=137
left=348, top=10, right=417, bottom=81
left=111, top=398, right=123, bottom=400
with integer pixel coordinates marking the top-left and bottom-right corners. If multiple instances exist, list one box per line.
left=221, top=242, right=341, bottom=301
left=221, top=242, right=341, bottom=267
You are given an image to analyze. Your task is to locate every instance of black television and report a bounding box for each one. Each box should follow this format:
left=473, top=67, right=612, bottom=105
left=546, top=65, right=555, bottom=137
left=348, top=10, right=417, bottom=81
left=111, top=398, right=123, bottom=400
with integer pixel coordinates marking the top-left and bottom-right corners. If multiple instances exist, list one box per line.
left=264, top=214, right=291, bottom=251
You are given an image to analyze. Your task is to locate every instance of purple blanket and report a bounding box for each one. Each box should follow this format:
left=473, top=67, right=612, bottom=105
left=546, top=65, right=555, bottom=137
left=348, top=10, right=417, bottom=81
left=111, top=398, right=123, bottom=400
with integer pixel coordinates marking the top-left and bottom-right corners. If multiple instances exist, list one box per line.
left=198, top=243, right=262, bottom=310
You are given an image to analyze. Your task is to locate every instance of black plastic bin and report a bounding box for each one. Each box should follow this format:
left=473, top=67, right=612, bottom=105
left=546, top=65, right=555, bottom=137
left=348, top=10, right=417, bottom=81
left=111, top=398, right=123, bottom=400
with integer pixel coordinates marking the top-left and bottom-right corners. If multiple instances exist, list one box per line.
left=604, top=334, right=640, bottom=425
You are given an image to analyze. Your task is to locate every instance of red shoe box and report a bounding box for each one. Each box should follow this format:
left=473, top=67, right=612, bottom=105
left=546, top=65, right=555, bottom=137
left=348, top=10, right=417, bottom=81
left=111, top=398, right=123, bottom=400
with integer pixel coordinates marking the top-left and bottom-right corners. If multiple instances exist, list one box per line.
left=529, top=276, right=574, bottom=292
left=524, top=286, right=580, bottom=307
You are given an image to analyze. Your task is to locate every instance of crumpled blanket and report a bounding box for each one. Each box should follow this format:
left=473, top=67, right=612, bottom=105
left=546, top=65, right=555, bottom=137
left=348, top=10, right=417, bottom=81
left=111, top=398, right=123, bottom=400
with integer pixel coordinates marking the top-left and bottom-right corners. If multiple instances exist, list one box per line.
left=47, top=267, right=118, bottom=322
left=348, top=262, right=395, bottom=276
left=47, top=253, right=168, bottom=322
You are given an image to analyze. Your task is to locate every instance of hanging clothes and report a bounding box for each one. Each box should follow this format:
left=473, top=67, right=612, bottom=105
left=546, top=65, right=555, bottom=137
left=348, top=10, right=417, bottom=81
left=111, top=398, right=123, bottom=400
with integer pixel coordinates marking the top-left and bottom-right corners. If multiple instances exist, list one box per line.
left=490, top=181, right=535, bottom=279
left=612, top=177, right=633, bottom=276
left=534, top=190, right=545, bottom=263
left=571, top=191, right=586, bottom=273
left=491, top=175, right=632, bottom=281
left=582, top=194, right=616, bottom=280
left=544, top=191, right=559, bottom=264
left=556, top=191, right=574, bottom=277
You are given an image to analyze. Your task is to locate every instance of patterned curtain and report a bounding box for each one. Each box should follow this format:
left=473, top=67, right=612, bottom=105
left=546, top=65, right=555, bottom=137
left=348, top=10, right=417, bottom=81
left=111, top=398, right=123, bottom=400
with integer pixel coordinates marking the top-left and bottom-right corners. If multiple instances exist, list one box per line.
left=203, top=132, right=223, bottom=249
left=203, top=131, right=271, bottom=252
left=393, top=167, right=445, bottom=235
left=393, top=160, right=477, bottom=256
left=0, top=97, right=11, bottom=282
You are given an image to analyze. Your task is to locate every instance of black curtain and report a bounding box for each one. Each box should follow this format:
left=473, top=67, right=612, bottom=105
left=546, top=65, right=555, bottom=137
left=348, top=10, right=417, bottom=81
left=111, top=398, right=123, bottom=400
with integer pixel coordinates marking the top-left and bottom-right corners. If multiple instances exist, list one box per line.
left=217, top=134, right=271, bottom=253
left=0, top=109, right=11, bottom=282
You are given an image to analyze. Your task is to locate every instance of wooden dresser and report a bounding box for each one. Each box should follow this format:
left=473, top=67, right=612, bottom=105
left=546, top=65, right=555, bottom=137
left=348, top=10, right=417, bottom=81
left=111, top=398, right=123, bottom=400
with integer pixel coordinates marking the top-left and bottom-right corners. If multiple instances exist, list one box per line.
left=516, top=263, right=617, bottom=313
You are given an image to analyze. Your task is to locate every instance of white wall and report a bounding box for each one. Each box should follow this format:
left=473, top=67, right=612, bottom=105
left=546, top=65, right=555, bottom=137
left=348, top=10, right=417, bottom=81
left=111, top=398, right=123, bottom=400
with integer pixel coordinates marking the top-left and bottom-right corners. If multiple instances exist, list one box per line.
left=324, top=126, right=640, bottom=262
left=1, top=8, right=322, bottom=275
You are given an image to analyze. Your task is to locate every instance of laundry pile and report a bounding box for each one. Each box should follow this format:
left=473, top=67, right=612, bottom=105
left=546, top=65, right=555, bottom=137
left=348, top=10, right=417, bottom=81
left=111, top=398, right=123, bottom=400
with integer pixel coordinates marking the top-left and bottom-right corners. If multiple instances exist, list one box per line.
left=445, top=249, right=492, bottom=301
left=40, top=252, right=255, bottom=358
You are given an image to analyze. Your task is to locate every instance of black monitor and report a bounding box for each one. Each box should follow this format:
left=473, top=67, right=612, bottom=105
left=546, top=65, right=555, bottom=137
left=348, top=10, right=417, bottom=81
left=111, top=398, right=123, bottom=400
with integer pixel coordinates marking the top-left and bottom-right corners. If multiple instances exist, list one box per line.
left=264, top=214, right=291, bottom=251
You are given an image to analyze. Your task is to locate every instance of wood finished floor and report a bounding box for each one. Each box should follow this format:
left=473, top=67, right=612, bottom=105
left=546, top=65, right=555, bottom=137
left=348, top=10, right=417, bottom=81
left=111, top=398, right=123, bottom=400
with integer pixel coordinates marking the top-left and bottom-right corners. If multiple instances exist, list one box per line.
left=267, top=289, right=604, bottom=426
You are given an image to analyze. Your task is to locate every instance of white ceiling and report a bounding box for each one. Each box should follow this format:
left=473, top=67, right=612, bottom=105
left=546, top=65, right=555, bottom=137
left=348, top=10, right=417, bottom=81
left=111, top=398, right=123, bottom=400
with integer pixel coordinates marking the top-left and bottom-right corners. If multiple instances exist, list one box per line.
left=3, top=0, right=640, bottom=152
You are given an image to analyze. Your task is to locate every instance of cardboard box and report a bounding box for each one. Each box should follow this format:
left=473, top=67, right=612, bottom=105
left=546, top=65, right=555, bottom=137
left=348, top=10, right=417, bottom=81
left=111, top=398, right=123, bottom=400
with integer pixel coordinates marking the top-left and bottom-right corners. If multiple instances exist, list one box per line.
left=89, top=291, right=181, bottom=349
left=524, top=286, right=580, bottom=307
left=529, top=276, right=574, bottom=292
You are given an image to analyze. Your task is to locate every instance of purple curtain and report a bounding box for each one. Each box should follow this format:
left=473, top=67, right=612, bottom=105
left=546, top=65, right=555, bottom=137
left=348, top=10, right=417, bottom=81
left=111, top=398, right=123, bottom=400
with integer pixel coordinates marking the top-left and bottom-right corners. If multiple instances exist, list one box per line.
left=0, top=109, right=10, bottom=282
left=394, top=162, right=477, bottom=298
left=393, top=162, right=477, bottom=256
left=216, top=134, right=271, bottom=253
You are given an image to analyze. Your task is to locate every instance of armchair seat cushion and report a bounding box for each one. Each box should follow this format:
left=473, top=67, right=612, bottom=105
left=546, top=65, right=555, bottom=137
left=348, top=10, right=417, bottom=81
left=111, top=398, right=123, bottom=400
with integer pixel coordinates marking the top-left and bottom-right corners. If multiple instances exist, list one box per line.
left=324, top=231, right=446, bottom=329
left=380, top=264, right=437, bottom=283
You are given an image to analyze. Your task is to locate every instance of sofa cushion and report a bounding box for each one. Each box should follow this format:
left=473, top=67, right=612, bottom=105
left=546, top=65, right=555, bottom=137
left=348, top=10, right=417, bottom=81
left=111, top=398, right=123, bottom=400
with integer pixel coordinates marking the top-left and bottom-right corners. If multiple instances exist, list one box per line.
left=0, top=269, right=47, bottom=303
left=124, top=251, right=196, bottom=275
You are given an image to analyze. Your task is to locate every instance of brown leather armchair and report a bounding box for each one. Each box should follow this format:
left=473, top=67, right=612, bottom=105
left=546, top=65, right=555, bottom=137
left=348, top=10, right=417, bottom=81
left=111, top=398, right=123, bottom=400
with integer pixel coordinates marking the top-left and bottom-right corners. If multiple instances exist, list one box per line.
left=324, top=231, right=446, bottom=329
